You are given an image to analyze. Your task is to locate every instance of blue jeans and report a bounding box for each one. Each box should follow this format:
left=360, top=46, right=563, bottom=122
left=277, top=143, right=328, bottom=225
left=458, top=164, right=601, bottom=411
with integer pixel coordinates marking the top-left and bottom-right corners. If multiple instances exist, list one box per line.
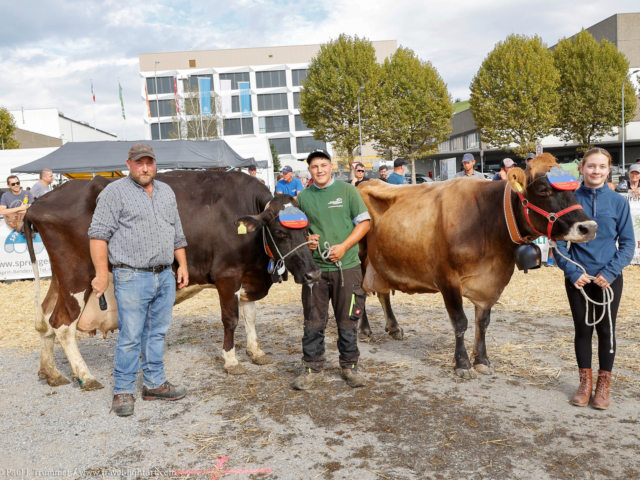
left=113, top=267, right=176, bottom=395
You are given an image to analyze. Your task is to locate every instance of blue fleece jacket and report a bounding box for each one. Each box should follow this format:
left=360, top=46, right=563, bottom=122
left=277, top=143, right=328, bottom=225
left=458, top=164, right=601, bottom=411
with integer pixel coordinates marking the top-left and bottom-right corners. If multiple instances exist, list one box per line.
left=555, top=184, right=635, bottom=284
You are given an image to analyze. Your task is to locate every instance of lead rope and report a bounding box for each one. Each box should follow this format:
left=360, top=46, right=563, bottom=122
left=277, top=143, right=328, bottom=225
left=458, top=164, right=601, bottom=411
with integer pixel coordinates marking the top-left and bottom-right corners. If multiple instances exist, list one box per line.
left=264, top=227, right=314, bottom=272
left=549, top=240, right=614, bottom=353
left=317, top=241, right=343, bottom=287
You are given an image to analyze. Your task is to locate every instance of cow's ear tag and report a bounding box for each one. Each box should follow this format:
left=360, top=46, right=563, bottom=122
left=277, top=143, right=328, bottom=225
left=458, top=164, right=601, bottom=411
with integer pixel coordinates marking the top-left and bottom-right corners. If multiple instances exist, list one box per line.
left=238, top=223, right=247, bottom=235
left=515, top=182, right=524, bottom=192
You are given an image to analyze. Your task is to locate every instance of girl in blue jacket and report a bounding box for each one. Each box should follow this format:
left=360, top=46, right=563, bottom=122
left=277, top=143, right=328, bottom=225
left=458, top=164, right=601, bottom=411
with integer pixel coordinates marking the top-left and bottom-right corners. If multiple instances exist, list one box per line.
left=555, top=148, right=635, bottom=410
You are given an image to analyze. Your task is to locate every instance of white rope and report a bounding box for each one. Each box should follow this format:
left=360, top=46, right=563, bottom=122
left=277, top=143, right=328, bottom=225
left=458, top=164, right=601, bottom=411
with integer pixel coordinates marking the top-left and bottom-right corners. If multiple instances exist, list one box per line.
left=317, top=241, right=344, bottom=287
left=549, top=240, right=614, bottom=353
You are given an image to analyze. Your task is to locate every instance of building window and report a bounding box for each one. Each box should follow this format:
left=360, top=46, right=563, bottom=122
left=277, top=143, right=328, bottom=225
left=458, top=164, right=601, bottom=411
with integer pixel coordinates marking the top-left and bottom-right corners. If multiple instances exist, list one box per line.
left=146, top=76, right=175, bottom=95
left=151, top=122, right=175, bottom=140
left=231, top=96, right=252, bottom=113
left=189, top=59, right=196, bottom=68
left=182, top=74, right=213, bottom=93
left=224, top=118, right=254, bottom=136
left=270, top=138, right=291, bottom=155
left=257, top=93, right=288, bottom=111
left=293, top=92, right=301, bottom=109
left=466, top=132, right=479, bottom=149
left=292, top=69, right=308, bottom=87
left=296, top=136, right=326, bottom=153
left=451, top=136, right=464, bottom=151
left=256, top=70, right=286, bottom=88
left=259, top=115, right=290, bottom=134
left=219, top=72, right=250, bottom=90
left=294, top=115, right=310, bottom=131
left=150, top=100, right=174, bottom=117
left=438, top=139, right=450, bottom=153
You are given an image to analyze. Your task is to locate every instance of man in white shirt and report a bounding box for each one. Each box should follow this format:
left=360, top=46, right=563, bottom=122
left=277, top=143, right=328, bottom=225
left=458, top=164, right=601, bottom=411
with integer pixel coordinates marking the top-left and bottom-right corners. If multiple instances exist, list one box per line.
left=31, top=169, right=54, bottom=199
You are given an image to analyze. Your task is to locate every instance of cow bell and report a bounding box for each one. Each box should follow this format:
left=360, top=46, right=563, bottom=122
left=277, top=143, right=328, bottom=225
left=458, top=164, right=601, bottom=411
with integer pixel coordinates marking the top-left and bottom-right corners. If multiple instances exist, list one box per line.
left=514, top=243, right=541, bottom=274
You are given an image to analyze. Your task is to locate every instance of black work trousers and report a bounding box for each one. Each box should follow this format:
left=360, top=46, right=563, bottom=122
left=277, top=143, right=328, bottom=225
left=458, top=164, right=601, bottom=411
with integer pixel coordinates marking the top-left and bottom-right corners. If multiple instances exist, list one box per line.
left=565, top=275, right=623, bottom=372
left=301, top=266, right=366, bottom=372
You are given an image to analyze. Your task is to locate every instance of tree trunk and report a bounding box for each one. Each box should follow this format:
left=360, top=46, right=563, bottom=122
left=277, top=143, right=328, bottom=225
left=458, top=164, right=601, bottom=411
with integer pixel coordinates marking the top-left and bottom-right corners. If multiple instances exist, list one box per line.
left=411, top=158, right=416, bottom=185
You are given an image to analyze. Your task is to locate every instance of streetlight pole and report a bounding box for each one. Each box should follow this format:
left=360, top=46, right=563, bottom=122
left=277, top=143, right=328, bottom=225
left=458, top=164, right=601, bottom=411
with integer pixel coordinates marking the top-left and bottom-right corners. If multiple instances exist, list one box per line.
left=357, top=86, right=364, bottom=163
left=621, top=69, right=639, bottom=174
left=155, top=60, right=161, bottom=141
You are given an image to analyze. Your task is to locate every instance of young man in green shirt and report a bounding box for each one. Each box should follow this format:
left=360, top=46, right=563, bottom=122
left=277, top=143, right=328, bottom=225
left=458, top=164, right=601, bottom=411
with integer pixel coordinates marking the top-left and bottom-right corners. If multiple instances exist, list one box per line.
left=293, top=149, right=371, bottom=390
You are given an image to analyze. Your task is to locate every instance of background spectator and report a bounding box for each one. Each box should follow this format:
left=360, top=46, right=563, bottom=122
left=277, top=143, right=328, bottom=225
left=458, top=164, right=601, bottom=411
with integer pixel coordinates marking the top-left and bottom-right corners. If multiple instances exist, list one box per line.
left=31, top=168, right=54, bottom=198
left=455, top=153, right=485, bottom=179
left=492, top=158, right=516, bottom=181
left=351, top=163, right=369, bottom=187
left=0, top=175, right=33, bottom=231
left=524, top=153, right=536, bottom=169
left=378, top=165, right=388, bottom=182
left=616, top=164, right=640, bottom=196
left=276, top=166, right=304, bottom=199
left=387, top=158, right=407, bottom=185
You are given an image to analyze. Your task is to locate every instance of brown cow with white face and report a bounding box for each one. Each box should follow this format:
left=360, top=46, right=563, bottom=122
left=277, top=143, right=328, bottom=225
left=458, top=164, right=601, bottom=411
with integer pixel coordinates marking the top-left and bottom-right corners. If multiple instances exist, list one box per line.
left=357, top=155, right=597, bottom=378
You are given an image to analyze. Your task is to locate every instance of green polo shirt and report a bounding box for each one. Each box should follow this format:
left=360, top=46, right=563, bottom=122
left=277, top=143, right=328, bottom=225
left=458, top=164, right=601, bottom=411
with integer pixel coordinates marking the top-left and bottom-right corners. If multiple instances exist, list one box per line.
left=297, top=180, right=369, bottom=271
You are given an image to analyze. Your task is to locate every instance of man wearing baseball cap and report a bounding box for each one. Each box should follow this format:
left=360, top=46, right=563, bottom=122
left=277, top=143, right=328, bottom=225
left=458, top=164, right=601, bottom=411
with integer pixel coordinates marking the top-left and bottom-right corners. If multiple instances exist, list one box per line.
left=455, top=153, right=485, bottom=179
left=88, top=143, right=189, bottom=417
left=386, top=158, right=407, bottom=185
left=525, top=153, right=536, bottom=169
left=276, top=165, right=304, bottom=199
left=293, top=149, right=370, bottom=391
left=492, top=158, right=516, bottom=181
left=616, top=163, right=640, bottom=196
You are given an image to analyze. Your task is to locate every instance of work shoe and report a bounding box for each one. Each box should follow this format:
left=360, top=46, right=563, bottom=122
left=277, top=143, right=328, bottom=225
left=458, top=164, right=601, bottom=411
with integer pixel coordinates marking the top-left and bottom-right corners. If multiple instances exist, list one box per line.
left=571, top=368, right=592, bottom=407
left=341, top=366, right=367, bottom=388
left=112, top=393, right=135, bottom=417
left=592, top=370, right=611, bottom=410
left=291, top=368, right=324, bottom=390
left=142, top=381, right=186, bottom=401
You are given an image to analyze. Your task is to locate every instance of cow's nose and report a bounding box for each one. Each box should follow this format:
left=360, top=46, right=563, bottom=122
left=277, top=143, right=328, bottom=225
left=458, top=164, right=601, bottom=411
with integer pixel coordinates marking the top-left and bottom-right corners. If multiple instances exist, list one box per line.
left=303, top=270, right=322, bottom=284
left=577, top=220, right=598, bottom=242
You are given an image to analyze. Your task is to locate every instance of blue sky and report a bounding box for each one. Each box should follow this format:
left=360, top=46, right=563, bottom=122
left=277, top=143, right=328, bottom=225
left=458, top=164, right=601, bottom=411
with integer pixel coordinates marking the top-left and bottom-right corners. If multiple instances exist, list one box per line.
left=0, top=0, right=638, bottom=140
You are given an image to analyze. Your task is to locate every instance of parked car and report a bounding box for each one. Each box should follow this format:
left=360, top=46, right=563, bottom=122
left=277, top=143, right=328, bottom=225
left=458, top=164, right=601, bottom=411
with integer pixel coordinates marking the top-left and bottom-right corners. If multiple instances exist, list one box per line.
left=405, top=173, right=434, bottom=184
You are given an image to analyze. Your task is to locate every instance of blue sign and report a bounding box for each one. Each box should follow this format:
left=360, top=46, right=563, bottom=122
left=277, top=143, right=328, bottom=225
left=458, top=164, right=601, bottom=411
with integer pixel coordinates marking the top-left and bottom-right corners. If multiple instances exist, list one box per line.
left=239, top=82, right=251, bottom=117
left=199, top=77, right=212, bottom=115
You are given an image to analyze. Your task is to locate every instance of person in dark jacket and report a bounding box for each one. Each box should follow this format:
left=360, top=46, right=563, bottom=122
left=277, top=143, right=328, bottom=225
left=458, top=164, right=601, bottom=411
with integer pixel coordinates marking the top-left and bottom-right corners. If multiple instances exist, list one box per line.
left=555, top=147, right=634, bottom=410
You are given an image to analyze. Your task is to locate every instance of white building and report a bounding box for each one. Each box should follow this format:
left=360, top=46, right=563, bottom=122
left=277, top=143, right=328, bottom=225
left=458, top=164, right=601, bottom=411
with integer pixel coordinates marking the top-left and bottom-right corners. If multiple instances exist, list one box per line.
left=138, top=41, right=397, bottom=173
left=8, top=108, right=117, bottom=144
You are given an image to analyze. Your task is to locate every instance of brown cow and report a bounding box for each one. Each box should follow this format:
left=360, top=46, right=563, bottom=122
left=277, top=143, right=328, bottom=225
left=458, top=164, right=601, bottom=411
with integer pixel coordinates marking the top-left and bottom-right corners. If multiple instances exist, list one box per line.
left=357, top=155, right=597, bottom=378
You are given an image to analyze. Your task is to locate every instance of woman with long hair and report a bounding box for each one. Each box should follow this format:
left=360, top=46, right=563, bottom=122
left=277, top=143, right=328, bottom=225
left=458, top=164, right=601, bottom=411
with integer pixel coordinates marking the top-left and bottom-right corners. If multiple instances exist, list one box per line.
left=555, top=148, right=635, bottom=409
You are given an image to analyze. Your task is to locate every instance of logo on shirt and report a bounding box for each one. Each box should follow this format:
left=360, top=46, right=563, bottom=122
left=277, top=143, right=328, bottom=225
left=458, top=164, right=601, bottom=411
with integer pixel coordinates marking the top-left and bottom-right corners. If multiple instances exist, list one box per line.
left=328, top=198, right=343, bottom=208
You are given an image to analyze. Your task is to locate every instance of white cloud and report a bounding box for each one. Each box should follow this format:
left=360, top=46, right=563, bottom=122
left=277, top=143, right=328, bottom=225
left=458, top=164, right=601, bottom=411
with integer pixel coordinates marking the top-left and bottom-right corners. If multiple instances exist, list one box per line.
left=0, top=0, right=637, bottom=140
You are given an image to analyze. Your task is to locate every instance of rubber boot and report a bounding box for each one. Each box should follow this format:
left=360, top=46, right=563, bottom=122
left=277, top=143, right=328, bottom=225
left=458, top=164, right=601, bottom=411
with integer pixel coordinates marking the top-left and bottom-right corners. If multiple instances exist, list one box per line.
left=592, top=370, right=611, bottom=410
left=571, top=368, right=592, bottom=407
left=291, top=368, right=324, bottom=390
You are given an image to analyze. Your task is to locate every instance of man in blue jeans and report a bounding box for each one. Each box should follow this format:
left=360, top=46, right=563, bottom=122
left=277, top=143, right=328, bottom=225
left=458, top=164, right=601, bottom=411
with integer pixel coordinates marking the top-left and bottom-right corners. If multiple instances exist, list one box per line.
left=88, top=143, right=189, bottom=417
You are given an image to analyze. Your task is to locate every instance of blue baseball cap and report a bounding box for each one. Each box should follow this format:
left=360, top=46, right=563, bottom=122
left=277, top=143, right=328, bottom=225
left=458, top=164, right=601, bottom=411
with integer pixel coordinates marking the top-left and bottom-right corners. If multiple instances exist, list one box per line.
left=462, top=153, right=475, bottom=162
left=281, top=166, right=293, bottom=174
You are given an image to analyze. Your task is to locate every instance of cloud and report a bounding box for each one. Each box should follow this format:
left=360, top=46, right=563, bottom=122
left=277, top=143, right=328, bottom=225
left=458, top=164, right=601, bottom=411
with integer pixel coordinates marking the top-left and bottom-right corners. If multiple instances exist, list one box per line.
left=0, top=0, right=637, bottom=140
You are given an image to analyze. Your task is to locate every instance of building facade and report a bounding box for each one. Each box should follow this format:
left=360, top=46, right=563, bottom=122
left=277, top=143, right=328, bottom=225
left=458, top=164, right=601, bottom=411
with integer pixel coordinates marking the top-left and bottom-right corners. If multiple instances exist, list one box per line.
left=138, top=41, right=397, bottom=172
left=421, top=13, right=640, bottom=178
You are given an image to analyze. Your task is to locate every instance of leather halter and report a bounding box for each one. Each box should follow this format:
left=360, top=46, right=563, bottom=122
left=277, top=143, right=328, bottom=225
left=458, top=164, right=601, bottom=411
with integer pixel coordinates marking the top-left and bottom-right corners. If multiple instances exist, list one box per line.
left=506, top=181, right=584, bottom=241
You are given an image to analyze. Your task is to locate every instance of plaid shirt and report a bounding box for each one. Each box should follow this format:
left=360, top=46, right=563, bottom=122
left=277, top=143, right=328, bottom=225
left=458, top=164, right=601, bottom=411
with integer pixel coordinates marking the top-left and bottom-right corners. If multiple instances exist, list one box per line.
left=88, top=176, right=187, bottom=268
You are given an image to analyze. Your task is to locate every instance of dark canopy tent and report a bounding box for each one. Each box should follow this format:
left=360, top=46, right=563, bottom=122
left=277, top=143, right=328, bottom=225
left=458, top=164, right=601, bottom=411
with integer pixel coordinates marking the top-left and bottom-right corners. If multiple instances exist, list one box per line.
left=12, top=140, right=268, bottom=174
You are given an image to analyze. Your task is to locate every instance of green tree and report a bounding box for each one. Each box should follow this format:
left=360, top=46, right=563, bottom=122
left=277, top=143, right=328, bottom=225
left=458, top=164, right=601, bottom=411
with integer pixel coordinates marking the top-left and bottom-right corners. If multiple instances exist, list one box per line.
left=371, top=47, right=453, bottom=184
left=269, top=141, right=281, bottom=172
left=169, top=83, right=220, bottom=140
left=553, top=29, right=638, bottom=152
left=299, top=34, right=381, bottom=165
left=0, top=107, right=20, bottom=149
left=470, top=34, right=559, bottom=157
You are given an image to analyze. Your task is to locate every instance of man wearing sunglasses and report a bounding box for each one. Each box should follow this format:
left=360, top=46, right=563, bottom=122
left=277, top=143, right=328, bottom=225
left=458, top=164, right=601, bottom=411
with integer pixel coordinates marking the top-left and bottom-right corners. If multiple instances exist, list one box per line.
left=350, top=163, right=369, bottom=187
left=0, top=175, right=33, bottom=231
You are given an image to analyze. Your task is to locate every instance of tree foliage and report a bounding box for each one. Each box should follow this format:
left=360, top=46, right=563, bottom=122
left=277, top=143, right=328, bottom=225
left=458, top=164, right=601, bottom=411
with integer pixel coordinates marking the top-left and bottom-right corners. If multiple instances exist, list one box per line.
left=170, top=84, right=220, bottom=140
left=270, top=141, right=281, bottom=172
left=0, top=107, right=20, bottom=149
left=553, top=29, right=638, bottom=152
left=470, top=34, right=559, bottom=157
left=371, top=47, right=453, bottom=183
left=299, top=34, right=380, bottom=164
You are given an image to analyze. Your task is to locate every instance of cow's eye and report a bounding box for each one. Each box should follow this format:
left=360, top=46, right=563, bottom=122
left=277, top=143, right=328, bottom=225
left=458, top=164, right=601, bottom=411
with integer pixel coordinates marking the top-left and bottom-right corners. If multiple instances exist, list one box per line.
left=537, top=184, right=551, bottom=195
left=274, top=230, right=288, bottom=238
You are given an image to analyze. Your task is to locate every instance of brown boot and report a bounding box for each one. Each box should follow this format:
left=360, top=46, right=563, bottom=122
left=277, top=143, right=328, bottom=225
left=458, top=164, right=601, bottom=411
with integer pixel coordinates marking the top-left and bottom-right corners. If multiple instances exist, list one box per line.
left=571, top=368, right=592, bottom=407
left=592, top=370, right=611, bottom=410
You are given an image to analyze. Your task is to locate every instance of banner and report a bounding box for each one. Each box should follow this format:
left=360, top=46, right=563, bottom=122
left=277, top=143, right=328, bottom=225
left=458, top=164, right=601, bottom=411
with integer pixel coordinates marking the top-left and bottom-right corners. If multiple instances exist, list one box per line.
left=0, top=221, right=51, bottom=281
left=220, top=79, right=232, bottom=116
left=620, top=193, right=640, bottom=264
left=199, top=77, right=212, bottom=115
left=239, top=81, right=251, bottom=117
left=439, top=157, right=456, bottom=180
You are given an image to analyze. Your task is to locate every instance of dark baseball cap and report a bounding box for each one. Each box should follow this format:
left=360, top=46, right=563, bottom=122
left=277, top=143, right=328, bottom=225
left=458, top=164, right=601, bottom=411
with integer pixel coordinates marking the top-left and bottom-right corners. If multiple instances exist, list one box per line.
left=248, top=164, right=257, bottom=171
left=462, top=153, right=475, bottom=163
left=128, top=143, right=156, bottom=161
left=393, top=158, right=406, bottom=167
left=525, top=153, right=536, bottom=161
left=281, top=165, right=293, bottom=174
left=306, top=149, right=331, bottom=164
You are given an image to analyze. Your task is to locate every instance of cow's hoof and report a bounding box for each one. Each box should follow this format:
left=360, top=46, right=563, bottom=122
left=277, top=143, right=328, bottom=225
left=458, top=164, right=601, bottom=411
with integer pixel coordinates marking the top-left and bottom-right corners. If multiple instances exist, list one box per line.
left=224, top=364, right=246, bottom=375
left=47, top=375, right=71, bottom=387
left=389, top=330, right=404, bottom=341
left=473, top=364, right=493, bottom=375
left=80, top=379, right=104, bottom=391
left=38, top=370, right=47, bottom=380
left=455, top=368, right=476, bottom=379
left=251, top=355, right=271, bottom=366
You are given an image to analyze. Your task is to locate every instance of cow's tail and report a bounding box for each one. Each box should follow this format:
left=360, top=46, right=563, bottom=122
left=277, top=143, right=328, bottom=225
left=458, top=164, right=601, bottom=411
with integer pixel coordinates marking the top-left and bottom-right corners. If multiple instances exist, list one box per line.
left=25, top=218, right=47, bottom=333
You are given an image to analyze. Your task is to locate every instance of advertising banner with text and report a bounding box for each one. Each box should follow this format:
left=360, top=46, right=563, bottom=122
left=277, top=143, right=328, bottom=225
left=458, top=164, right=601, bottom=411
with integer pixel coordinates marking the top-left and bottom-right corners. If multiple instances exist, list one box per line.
left=0, top=220, right=51, bottom=281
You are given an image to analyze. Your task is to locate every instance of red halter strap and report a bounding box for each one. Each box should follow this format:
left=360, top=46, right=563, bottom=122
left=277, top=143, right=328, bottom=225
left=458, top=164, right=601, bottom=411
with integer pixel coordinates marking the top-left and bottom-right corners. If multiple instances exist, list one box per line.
left=516, top=190, right=583, bottom=240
